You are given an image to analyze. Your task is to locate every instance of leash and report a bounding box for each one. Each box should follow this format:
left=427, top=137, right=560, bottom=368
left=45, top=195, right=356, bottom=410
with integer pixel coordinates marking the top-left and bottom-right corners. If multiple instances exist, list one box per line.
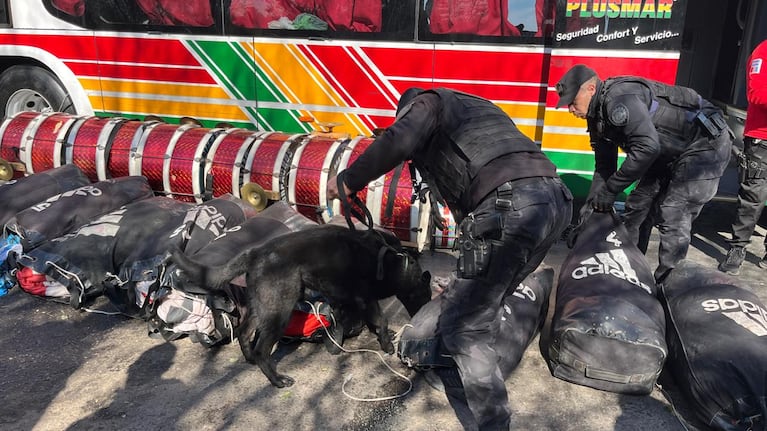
left=305, top=300, right=413, bottom=402
left=336, top=172, right=374, bottom=231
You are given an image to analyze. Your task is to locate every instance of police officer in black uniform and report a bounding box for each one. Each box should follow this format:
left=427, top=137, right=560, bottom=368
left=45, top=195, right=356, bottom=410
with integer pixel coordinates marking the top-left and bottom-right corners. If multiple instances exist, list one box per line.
left=327, top=87, right=573, bottom=430
left=556, top=64, right=733, bottom=282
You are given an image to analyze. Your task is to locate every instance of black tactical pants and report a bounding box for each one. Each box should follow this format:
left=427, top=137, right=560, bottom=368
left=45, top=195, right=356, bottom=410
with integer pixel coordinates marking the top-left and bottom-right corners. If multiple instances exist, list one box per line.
left=437, top=176, right=572, bottom=430
left=623, top=134, right=731, bottom=282
left=730, top=138, right=767, bottom=249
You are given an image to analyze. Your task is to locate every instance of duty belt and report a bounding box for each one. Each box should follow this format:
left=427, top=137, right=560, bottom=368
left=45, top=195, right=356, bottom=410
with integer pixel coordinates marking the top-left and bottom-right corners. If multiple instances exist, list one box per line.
left=495, top=177, right=543, bottom=211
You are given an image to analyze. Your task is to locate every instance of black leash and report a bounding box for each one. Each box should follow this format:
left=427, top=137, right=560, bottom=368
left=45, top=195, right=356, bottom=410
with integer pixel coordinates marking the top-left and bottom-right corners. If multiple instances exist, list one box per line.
left=337, top=171, right=374, bottom=231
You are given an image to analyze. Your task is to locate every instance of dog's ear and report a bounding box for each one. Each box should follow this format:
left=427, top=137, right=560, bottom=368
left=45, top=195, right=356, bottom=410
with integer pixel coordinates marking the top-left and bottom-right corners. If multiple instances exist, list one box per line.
left=421, top=270, right=431, bottom=284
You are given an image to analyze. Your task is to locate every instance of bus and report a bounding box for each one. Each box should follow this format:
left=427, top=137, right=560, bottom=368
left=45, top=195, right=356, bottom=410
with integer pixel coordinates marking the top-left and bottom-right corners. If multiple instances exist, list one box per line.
left=0, top=0, right=763, bottom=244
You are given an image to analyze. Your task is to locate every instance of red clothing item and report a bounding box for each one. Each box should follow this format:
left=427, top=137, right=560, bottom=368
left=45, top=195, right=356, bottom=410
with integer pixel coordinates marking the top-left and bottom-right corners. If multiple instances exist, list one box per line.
left=745, top=39, right=767, bottom=140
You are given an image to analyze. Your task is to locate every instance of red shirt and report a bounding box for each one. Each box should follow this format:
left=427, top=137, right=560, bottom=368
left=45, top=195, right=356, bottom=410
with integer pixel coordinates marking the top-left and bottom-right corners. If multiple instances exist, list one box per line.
left=745, top=39, right=767, bottom=140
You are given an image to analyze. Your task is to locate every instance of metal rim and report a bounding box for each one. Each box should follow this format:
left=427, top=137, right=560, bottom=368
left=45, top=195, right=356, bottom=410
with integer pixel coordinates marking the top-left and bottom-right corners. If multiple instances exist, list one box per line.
left=5, top=89, right=54, bottom=115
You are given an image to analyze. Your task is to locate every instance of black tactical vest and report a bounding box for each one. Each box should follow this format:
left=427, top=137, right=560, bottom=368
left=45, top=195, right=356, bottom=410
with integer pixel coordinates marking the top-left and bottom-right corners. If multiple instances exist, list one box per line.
left=598, top=77, right=703, bottom=158
left=410, top=88, right=538, bottom=214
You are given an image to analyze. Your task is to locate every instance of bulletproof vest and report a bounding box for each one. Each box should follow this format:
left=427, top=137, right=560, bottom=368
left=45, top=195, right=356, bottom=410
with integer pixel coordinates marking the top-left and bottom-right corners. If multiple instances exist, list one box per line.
left=599, top=77, right=702, bottom=158
left=410, top=88, right=538, bottom=214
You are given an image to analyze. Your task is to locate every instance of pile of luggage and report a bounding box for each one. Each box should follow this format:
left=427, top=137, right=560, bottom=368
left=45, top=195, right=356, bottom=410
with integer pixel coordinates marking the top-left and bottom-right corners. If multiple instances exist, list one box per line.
left=0, top=164, right=340, bottom=347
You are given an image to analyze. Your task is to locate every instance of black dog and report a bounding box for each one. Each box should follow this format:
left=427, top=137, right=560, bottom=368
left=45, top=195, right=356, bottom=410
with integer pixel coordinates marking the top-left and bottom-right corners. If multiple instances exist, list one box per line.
left=169, top=224, right=432, bottom=388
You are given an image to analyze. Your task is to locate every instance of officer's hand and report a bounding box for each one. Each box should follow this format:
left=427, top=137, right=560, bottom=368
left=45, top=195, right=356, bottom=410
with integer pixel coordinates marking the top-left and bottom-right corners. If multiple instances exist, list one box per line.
left=591, top=187, right=617, bottom=212
left=327, top=174, right=352, bottom=200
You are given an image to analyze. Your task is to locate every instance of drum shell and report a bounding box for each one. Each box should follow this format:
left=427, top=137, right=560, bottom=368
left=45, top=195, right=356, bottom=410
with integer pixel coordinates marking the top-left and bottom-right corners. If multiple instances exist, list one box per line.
left=206, top=129, right=263, bottom=198
left=165, top=126, right=222, bottom=203
left=25, top=112, right=79, bottom=174
left=106, top=120, right=147, bottom=179
left=0, top=112, right=42, bottom=179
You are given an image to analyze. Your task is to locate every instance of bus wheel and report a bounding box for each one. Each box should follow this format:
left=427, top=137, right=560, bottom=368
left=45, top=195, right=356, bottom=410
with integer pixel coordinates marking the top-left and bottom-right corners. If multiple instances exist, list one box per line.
left=0, top=65, right=75, bottom=119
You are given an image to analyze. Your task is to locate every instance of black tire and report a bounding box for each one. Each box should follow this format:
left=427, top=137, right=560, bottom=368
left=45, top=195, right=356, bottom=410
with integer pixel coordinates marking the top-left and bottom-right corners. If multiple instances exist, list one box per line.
left=0, top=65, right=75, bottom=119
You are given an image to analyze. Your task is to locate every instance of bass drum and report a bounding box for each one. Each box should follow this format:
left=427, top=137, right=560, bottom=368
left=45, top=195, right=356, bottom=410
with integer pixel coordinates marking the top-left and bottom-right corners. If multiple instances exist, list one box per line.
left=243, top=132, right=303, bottom=197
left=65, top=116, right=130, bottom=181
left=165, top=126, right=226, bottom=203
left=289, top=134, right=347, bottom=221
left=0, top=111, right=43, bottom=178
left=204, top=129, right=266, bottom=198
left=21, top=112, right=80, bottom=175
left=130, top=122, right=192, bottom=195
left=106, top=120, right=156, bottom=179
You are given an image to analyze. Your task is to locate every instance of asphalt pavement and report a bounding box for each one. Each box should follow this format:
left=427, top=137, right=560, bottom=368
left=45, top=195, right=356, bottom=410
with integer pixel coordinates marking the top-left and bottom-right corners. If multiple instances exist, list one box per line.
left=1, top=200, right=765, bottom=431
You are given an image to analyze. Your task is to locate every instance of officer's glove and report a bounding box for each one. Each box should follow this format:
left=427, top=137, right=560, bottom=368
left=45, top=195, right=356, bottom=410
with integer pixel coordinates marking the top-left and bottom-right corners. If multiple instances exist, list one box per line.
left=592, top=187, right=617, bottom=212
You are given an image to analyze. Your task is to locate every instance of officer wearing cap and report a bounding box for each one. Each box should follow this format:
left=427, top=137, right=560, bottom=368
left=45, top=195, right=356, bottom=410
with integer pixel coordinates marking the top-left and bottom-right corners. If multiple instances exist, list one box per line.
left=327, top=87, right=573, bottom=430
left=556, top=64, right=733, bottom=282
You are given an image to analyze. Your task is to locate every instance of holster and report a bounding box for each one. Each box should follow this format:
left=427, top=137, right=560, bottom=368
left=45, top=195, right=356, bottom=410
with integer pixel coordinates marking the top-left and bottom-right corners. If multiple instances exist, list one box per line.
left=456, top=213, right=503, bottom=278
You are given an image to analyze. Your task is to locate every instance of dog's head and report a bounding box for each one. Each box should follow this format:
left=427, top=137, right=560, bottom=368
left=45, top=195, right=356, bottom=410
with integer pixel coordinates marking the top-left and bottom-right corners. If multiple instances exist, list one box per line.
left=391, top=250, right=432, bottom=317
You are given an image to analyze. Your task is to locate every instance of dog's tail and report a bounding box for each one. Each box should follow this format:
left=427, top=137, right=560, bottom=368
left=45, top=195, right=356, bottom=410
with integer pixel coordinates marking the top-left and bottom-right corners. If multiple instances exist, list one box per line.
left=169, top=246, right=247, bottom=291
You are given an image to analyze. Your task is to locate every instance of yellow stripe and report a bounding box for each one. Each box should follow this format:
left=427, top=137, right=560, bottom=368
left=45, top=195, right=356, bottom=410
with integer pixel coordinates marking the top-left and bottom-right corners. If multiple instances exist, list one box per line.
left=247, top=42, right=371, bottom=135
left=99, top=96, right=247, bottom=119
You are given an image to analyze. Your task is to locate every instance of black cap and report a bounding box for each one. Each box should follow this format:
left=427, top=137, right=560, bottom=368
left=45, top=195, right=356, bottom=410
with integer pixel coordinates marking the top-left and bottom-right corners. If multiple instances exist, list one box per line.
left=555, top=65, right=597, bottom=108
left=396, top=87, right=424, bottom=115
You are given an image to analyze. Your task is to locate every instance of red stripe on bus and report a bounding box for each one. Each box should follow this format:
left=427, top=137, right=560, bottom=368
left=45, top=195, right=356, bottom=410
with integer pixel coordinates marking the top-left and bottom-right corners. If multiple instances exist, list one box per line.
left=96, top=63, right=216, bottom=84
left=0, top=34, right=98, bottom=60
left=94, top=36, right=203, bottom=66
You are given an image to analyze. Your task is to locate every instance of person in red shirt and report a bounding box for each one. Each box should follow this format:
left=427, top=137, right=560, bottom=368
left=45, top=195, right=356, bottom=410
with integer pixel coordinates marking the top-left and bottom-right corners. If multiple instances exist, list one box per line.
left=720, top=39, right=767, bottom=275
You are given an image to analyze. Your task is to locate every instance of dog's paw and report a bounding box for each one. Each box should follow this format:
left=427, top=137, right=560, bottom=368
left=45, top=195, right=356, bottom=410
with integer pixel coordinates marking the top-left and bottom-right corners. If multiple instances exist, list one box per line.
left=323, top=336, right=343, bottom=355
left=271, top=374, right=295, bottom=388
left=381, top=341, right=395, bottom=355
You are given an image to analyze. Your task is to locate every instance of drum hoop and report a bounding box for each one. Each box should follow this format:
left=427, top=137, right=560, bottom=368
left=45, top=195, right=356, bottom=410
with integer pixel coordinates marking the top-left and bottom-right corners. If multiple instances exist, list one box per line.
left=231, top=131, right=265, bottom=198
left=367, top=174, right=385, bottom=226
left=21, top=112, right=54, bottom=174
left=286, top=136, right=310, bottom=208
left=130, top=121, right=162, bottom=177
left=242, top=131, right=273, bottom=190
left=95, top=117, right=128, bottom=180
left=200, top=127, right=239, bottom=196
left=273, top=134, right=305, bottom=198
left=192, top=128, right=226, bottom=203
left=332, top=136, right=365, bottom=217
left=53, top=115, right=81, bottom=168
left=64, top=115, right=96, bottom=167
left=319, top=137, right=349, bottom=222
left=162, top=123, right=198, bottom=199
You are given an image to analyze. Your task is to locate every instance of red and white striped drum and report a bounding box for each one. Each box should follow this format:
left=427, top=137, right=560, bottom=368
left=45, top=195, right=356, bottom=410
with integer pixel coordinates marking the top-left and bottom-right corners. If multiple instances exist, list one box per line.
left=244, top=132, right=302, bottom=195
left=22, top=112, right=80, bottom=174
left=65, top=116, right=128, bottom=182
left=327, top=137, right=423, bottom=244
left=164, top=126, right=225, bottom=202
left=106, top=120, right=154, bottom=179
left=431, top=203, right=458, bottom=249
left=0, top=111, right=44, bottom=177
left=204, top=129, right=266, bottom=198
left=289, top=134, right=347, bottom=221
left=130, top=122, right=196, bottom=197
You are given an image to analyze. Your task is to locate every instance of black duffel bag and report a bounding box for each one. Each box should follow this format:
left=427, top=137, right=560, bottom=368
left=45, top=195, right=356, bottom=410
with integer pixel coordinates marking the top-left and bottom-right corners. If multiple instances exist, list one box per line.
left=4, top=176, right=154, bottom=251
left=399, top=264, right=554, bottom=379
left=661, top=260, right=767, bottom=431
left=0, top=164, right=90, bottom=225
left=542, top=210, right=667, bottom=395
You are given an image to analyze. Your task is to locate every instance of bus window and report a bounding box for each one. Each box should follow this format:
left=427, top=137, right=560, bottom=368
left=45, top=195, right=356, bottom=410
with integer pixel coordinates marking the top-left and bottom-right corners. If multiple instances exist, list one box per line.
left=0, top=1, right=8, bottom=25
left=419, top=0, right=555, bottom=41
left=44, top=0, right=222, bottom=34
left=225, top=0, right=417, bottom=41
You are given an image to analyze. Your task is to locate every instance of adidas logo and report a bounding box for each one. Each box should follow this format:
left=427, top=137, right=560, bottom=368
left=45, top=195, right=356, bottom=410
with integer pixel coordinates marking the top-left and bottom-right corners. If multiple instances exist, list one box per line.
left=571, top=248, right=653, bottom=295
left=700, top=298, right=767, bottom=336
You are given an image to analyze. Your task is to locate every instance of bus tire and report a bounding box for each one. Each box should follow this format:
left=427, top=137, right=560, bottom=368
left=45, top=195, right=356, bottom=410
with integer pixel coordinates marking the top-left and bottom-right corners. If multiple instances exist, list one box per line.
left=0, top=65, right=75, bottom=119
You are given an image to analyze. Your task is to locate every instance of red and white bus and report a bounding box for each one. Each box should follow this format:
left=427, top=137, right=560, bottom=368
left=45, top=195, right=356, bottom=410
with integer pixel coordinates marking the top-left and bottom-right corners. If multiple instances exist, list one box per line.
left=0, top=0, right=762, bottom=246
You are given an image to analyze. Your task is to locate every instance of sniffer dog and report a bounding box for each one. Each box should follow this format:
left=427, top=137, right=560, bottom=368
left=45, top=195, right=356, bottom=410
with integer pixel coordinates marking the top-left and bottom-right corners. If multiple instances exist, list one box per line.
left=169, top=224, right=432, bottom=388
